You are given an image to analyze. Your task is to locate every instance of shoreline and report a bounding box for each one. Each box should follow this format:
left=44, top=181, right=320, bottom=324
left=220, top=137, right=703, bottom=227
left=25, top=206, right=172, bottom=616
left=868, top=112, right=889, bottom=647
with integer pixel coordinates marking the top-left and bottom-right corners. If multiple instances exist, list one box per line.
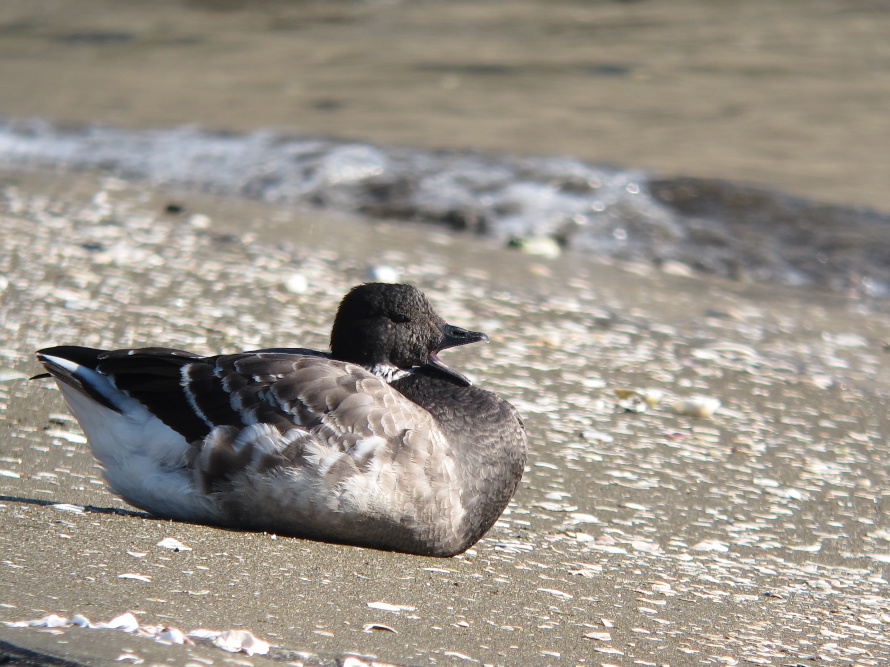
left=2, top=122, right=889, bottom=298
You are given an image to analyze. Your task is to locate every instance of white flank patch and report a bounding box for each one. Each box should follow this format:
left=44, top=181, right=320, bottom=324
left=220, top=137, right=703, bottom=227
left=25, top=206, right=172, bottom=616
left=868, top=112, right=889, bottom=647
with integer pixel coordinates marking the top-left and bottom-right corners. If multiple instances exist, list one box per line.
left=352, top=435, right=386, bottom=461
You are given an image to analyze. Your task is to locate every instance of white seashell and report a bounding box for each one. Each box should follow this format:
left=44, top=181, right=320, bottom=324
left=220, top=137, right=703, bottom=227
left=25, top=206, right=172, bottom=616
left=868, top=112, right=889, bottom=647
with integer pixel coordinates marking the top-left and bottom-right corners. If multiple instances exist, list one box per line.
left=156, top=537, right=192, bottom=551
left=212, top=629, right=270, bottom=656
left=510, top=236, right=561, bottom=259
left=362, top=623, right=398, bottom=633
left=702, top=342, right=758, bottom=357
left=631, top=540, right=661, bottom=553
left=70, top=614, right=93, bottom=628
left=44, top=429, right=88, bottom=444
left=824, top=332, right=868, bottom=347
left=115, top=653, right=142, bottom=663
left=118, top=573, right=152, bottom=582
left=367, top=601, right=416, bottom=612
left=283, top=272, right=308, bottom=294
left=660, top=260, right=694, bottom=277
left=639, top=389, right=664, bottom=407
left=614, top=388, right=663, bottom=413
left=537, top=588, right=573, bottom=599
left=98, top=612, right=140, bottom=632
left=51, top=503, right=85, bottom=513
left=341, top=657, right=404, bottom=667
left=690, top=539, right=729, bottom=552
left=188, top=213, right=211, bottom=229
left=158, top=627, right=190, bottom=644
left=31, top=614, right=69, bottom=628
left=668, top=396, right=721, bottom=418
left=650, top=583, right=674, bottom=595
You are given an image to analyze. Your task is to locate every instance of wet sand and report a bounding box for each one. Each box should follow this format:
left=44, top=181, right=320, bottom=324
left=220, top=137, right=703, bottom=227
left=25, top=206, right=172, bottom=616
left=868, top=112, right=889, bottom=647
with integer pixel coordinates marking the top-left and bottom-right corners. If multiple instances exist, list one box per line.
left=1, top=172, right=889, bottom=665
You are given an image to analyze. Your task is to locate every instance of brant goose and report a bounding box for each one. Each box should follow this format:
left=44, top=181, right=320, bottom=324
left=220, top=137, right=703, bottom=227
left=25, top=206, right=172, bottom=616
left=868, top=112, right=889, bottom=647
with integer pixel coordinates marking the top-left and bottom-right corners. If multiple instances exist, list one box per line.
left=36, top=283, right=527, bottom=557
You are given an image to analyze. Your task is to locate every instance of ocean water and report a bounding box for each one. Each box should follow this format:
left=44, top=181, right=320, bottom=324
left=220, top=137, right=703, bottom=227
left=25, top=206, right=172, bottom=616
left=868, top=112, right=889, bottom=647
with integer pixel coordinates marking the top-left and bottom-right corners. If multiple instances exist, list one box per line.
left=1, top=119, right=888, bottom=297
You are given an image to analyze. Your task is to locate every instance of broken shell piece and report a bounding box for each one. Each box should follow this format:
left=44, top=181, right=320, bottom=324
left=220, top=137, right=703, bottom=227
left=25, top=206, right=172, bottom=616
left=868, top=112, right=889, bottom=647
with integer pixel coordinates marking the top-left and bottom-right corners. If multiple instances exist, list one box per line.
left=668, top=396, right=721, bottom=418
left=614, top=388, right=663, bottom=413
left=158, top=626, right=191, bottom=644
left=508, top=236, right=561, bottom=259
left=97, top=613, right=140, bottom=632
left=188, top=213, right=211, bottom=229
left=691, top=539, right=730, bottom=552
left=366, top=601, right=416, bottom=612
left=36, top=614, right=70, bottom=628
left=212, top=629, right=270, bottom=656
left=660, top=260, right=694, bottom=277
left=51, top=503, right=85, bottom=514
left=639, top=389, right=663, bottom=407
left=157, top=537, right=192, bottom=551
left=283, top=272, right=308, bottom=294
left=341, top=657, right=404, bottom=667
left=362, top=623, right=398, bottom=633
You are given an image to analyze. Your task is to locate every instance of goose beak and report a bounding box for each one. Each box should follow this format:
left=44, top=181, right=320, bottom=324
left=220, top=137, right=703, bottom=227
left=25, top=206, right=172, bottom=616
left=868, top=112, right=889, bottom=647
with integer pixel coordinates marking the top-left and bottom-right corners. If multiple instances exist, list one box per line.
left=438, top=324, right=490, bottom=350
left=426, top=324, right=489, bottom=386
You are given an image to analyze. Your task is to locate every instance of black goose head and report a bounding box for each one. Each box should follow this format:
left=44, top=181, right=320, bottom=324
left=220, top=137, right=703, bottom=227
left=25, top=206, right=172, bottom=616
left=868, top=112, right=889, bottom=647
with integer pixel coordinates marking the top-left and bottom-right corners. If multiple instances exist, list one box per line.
left=330, top=283, right=489, bottom=386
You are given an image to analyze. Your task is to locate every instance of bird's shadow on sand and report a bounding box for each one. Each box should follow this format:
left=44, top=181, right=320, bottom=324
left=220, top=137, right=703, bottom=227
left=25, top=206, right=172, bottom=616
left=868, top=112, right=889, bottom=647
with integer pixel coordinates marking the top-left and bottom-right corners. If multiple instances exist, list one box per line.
left=0, top=494, right=153, bottom=519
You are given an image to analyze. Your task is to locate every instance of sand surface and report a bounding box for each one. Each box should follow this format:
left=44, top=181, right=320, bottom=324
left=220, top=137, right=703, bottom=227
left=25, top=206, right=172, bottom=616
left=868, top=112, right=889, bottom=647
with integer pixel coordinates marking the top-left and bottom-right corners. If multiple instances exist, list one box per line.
left=0, top=172, right=888, bottom=665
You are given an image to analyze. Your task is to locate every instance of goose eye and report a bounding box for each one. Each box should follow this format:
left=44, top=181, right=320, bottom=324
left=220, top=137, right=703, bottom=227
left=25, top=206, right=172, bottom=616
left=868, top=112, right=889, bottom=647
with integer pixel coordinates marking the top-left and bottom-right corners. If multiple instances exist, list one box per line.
left=389, top=312, right=410, bottom=324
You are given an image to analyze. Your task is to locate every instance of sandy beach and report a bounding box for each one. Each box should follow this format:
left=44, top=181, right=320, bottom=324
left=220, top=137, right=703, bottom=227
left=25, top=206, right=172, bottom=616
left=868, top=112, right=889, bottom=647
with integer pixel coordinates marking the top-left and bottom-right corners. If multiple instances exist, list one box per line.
left=1, top=170, right=888, bottom=665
